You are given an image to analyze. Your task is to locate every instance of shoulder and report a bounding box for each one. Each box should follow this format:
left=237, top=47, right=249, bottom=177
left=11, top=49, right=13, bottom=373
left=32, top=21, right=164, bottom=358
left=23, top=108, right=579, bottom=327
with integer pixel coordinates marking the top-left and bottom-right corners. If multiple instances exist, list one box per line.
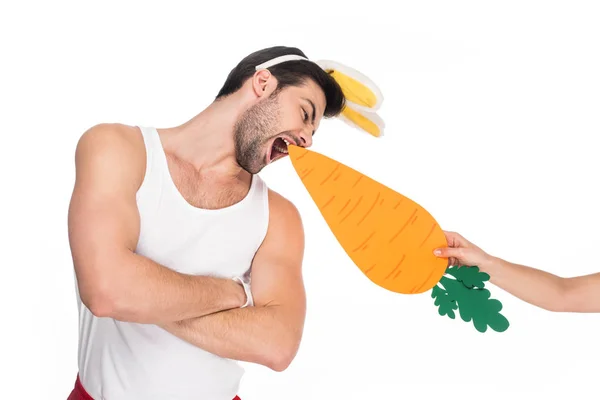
left=267, top=188, right=303, bottom=224
left=254, top=187, right=305, bottom=261
left=74, top=123, right=147, bottom=190
left=265, top=188, right=305, bottom=240
left=76, top=123, right=144, bottom=158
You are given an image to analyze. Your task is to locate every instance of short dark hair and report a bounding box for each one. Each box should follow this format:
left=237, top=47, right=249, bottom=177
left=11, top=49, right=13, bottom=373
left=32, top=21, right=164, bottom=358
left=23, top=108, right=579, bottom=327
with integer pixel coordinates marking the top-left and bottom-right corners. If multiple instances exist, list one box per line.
left=216, top=46, right=346, bottom=118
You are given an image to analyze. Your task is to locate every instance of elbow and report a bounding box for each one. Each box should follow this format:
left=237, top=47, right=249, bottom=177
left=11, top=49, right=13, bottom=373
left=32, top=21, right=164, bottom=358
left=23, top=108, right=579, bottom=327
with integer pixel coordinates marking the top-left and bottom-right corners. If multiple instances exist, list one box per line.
left=266, top=352, right=294, bottom=373
left=81, top=286, right=118, bottom=318
left=264, top=335, right=301, bottom=372
left=83, top=285, right=154, bottom=323
left=87, top=297, right=115, bottom=318
left=556, top=282, right=585, bottom=313
left=80, top=275, right=129, bottom=319
left=75, top=255, right=143, bottom=320
left=267, top=354, right=293, bottom=373
left=544, top=279, right=576, bottom=313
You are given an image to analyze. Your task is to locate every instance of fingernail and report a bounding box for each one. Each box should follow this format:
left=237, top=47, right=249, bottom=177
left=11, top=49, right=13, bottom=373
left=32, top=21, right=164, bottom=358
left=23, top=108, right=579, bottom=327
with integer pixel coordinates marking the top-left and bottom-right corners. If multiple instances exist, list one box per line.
left=433, top=249, right=441, bottom=256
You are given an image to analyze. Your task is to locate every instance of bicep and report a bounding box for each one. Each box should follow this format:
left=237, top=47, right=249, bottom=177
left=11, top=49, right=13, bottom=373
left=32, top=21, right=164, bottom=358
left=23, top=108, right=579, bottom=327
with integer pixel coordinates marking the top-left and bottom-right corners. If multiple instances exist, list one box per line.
left=68, top=125, right=144, bottom=303
left=564, top=272, right=600, bottom=312
left=249, top=192, right=306, bottom=314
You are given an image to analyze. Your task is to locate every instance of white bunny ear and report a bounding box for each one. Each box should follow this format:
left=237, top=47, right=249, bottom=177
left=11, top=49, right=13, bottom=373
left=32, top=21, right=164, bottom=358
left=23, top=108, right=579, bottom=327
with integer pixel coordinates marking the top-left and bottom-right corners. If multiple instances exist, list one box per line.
left=315, top=59, right=385, bottom=137
left=339, top=103, right=385, bottom=137
left=254, top=56, right=386, bottom=137
left=315, top=59, right=384, bottom=112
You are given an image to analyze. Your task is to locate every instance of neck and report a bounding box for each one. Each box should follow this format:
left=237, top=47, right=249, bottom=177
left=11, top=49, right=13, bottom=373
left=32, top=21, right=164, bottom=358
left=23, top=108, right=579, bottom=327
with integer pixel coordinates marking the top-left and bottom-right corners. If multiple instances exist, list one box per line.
left=159, top=93, right=248, bottom=180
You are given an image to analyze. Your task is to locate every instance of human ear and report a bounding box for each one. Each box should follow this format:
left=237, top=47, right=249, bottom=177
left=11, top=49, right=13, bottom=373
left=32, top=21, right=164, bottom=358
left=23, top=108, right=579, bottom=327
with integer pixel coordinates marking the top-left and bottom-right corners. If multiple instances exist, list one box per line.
left=252, top=69, right=275, bottom=97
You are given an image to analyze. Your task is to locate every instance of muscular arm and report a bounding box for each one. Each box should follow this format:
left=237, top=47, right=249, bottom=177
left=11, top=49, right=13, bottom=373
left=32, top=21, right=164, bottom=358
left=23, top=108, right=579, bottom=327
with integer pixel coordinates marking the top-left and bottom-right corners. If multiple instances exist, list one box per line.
left=68, top=124, right=245, bottom=324
left=159, top=190, right=307, bottom=372
left=480, top=257, right=600, bottom=313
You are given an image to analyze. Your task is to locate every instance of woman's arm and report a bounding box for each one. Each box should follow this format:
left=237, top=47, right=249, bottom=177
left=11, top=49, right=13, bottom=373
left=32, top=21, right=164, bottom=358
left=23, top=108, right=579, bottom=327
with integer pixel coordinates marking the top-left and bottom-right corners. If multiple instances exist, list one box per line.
left=434, top=231, right=600, bottom=312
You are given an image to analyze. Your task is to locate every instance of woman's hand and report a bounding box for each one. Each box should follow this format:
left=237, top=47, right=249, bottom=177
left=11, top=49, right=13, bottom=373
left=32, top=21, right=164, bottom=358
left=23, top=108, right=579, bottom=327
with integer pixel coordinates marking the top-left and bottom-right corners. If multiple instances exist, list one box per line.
left=433, top=231, right=493, bottom=269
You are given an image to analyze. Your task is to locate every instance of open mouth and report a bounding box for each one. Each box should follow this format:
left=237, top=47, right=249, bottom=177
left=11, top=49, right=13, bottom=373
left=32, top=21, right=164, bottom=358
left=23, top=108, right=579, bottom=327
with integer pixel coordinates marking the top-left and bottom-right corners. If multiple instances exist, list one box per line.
left=267, top=136, right=293, bottom=163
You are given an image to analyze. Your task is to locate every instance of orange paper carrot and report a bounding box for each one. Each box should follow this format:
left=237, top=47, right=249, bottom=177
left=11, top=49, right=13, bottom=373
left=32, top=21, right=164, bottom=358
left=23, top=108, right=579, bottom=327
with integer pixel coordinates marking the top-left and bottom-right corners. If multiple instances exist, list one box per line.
left=288, top=144, right=447, bottom=294
left=287, top=144, right=510, bottom=333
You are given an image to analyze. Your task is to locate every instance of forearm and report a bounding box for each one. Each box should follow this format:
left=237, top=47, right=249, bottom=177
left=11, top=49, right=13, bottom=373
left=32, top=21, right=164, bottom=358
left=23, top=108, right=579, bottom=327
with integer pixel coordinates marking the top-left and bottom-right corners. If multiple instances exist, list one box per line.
left=479, top=256, right=567, bottom=311
left=160, top=305, right=303, bottom=371
left=87, top=251, right=246, bottom=324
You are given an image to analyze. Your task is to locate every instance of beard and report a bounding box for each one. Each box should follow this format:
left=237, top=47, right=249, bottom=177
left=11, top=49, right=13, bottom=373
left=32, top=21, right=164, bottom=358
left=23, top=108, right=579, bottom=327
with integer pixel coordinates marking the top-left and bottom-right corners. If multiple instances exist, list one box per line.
left=234, top=91, right=281, bottom=174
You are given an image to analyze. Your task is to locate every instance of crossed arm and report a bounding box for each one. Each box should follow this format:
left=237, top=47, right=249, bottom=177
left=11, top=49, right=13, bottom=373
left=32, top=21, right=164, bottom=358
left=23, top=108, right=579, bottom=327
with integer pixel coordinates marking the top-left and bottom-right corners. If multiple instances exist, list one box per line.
left=159, top=191, right=307, bottom=371
left=69, top=124, right=306, bottom=370
left=69, top=124, right=247, bottom=324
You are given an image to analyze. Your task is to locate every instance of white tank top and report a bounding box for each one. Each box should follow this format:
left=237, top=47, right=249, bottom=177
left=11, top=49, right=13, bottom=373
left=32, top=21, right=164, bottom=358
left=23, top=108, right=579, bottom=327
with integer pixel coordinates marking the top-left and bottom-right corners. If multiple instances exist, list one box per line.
left=74, top=126, right=270, bottom=400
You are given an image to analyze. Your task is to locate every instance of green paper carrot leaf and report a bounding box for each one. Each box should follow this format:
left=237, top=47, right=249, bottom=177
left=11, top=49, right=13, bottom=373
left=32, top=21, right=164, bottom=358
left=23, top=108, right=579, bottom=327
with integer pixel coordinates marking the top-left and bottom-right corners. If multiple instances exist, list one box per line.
left=446, top=265, right=490, bottom=289
left=431, top=285, right=458, bottom=319
left=433, top=267, right=510, bottom=333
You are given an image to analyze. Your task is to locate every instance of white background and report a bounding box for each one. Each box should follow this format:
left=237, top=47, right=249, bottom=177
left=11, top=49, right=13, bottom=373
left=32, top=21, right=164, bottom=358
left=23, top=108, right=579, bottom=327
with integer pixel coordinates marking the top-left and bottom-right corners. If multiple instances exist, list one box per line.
left=2, top=1, right=599, bottom=399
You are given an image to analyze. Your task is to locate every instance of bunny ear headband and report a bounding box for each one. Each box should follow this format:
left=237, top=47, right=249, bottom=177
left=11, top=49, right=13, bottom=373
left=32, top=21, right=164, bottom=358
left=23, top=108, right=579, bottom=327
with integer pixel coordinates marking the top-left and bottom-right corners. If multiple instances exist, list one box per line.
left=255, top=55, right=385, bottom=137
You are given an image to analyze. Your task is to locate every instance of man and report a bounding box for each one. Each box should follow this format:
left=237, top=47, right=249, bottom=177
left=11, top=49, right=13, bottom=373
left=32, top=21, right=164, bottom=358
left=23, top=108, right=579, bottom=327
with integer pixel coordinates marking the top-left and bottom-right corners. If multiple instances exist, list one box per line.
left=434, top=231, right=600, bottom=312
left=66, top=46, right=346, bottom=400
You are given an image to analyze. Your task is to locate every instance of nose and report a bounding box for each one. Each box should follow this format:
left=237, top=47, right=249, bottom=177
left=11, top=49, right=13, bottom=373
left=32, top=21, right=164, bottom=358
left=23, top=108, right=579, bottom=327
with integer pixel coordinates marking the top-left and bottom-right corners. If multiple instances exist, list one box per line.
left=298, top=128, right=313, bottom=148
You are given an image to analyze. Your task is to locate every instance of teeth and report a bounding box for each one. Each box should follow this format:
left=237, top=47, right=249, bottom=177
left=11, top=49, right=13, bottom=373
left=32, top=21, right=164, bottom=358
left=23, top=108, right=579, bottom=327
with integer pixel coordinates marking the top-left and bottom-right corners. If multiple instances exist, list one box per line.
left=270, top=137, right=290, bottom=160
left=274, top=145, right=288, bottom=154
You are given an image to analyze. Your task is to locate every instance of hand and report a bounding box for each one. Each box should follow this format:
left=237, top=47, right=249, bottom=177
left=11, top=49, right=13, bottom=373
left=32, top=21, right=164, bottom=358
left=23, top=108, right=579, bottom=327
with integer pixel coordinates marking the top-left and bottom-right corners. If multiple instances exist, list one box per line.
left=433, top=231, right=493, bottom=268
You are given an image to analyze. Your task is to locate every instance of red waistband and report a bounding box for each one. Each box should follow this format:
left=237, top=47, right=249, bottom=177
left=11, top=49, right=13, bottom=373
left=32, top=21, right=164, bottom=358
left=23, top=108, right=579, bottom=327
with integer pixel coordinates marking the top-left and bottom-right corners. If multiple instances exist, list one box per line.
left=67, top=376, right=94, bottom=400
left=68, top=375, right=241, bottom=400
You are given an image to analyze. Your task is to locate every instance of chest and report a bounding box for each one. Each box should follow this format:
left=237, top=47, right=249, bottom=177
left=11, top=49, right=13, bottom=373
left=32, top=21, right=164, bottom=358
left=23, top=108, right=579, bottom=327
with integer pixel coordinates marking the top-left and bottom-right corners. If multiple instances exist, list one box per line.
left=135, top=201, right=267, bottom=278
left=134, top=157, right=268, bottom=279
left=166, top=155, right=251, bottom=210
